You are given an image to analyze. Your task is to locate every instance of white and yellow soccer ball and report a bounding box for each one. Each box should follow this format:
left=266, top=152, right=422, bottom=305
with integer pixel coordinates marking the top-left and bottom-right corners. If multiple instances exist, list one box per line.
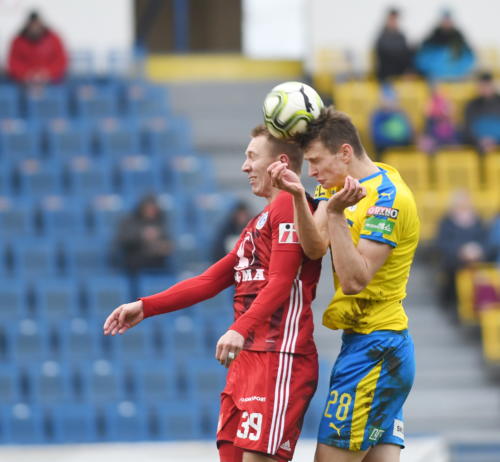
left=263, top=81, right=324, bottom=139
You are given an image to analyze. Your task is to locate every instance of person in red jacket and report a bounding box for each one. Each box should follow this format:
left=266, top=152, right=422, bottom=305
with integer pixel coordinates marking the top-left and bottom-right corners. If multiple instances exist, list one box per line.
left=104, top=125, right=322, bottom=462
left=7, top=11, right=67, bottom=85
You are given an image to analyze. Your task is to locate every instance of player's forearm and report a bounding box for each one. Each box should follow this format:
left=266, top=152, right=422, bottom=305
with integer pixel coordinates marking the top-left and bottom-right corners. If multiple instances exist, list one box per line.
left=293, top=191, right=328, bottom=260
left=328, top=211, right=370, bottom=295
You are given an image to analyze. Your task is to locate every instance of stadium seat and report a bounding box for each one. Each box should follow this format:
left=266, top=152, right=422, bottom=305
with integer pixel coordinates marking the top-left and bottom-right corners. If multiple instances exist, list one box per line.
left=32, top=278, right=80, bottom=321
left=136, top=273, right=177, bottom=298
left=65, top=156, right=115, bottom=197
left=142, top=116, right=192, bottom=156
left=27, top=360, right=73, bottom=405
left=0, top=84, right=20, bottom=119
left=167, top=154, right=216, bottom=194
left=484, top=152, right=500, bottom=194
left=79, top=359, right=127, bottom=404
left=68, top=50, right=95, bottom=76
left=84, top=275, right=130, bottom=320
left=107, top=321, right=155, bottom=360
left=74, top=83, right=120, bottom=119
left=435, top=81, right=477, bottom=124
left=25, top=85, right=69, bottom=120
left=95, top=118, right=142, bottom=157
left=51, top=403, right=98, bottom=443
left=480, top=306, right=500, bottom=362
left=433, top=148, right=481, bottom=193
left=37, top=195, right=87, bottom=238
left=117, top=154, right=164, bottom=196
left=132, top=359, right=178, bottom=404
left=124, top=81, right=170, bottom=118
left=4, top=403, right=46, bottom=444
left=0, top=364, right=22, bottom=404
left=181, top=358, right=227, bottom=399
left=104, top=401, right=149, bottom=441
left=0, top=279, right=28, bottom=321
left=16, top=158, right=64, bottom=197
left=87, top=194, right=127, bottom=237
left=10, top=238, right=63, bottom=278
left=392, top=79, right=430, bottom=133
left=0, top=197, right=35, bottom=237
left=57, top=318, right=103, bottom=360
left=9, top=319, right=51, bottom=363
left=0, top=119, right=41, bottom=160
left=413, top=191, right=449, bottom=242
left=150, top=400, right=203, bottom=440
left=46, top=118, right=92, bottom=157
left=63, top=239, right=111, bottom=277
left=382, top=149, right=431, bottom=193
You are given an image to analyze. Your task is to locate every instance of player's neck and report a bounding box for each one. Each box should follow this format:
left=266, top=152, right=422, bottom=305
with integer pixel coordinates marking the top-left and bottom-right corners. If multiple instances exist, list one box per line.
left=348, top=154, right=379, bottom=181
left=267, top=187, right=282, bottom=204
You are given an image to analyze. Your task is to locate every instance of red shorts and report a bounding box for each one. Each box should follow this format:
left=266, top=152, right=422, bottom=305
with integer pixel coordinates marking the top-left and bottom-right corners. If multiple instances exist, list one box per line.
left=217, top=350, right=318, bottom=460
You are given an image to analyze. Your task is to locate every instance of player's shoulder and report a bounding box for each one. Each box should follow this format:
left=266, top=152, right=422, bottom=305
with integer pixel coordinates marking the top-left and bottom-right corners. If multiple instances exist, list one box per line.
left=270, top=190, right=294, bottom=209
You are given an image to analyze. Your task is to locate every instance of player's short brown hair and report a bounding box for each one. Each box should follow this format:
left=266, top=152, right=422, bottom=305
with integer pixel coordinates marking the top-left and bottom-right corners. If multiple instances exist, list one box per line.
left=251, top=125, right=303, bottom=173
left=296, top=107, right=365, bottom=158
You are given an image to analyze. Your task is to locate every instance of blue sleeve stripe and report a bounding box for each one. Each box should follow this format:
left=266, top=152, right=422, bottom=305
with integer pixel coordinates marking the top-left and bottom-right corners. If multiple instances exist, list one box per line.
left=375, top=172, right=397, bottom=208
left=360, top=233, right=397, bottom=248
left=346, top=218, right=354, bottom=226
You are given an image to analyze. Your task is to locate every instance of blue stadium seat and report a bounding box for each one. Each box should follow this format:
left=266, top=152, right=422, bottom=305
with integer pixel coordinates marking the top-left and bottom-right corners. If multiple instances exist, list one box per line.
left=108, top=321, right=155, bottom=360
left=27, top=360, right=73, bottom=405
left=166, top=155, right=216, bottom=195
left=0, top=196, right=35, bottom=237
left=16, top=158, right=63, bottom=197
left=124, top=81, right=170, bottom=118
left=142, top=116, right=192, bottom=155
left=0, top=119, right=41, bottom=159
left=4, top=403, right=45, bottom=444
left=51, top=403, right=98, bottom=443
left=181, top=358, right=227, bottom=400
left=88, top=194, right=127, bottom=238
left=0, top=84, right=20, bottom=119
left=117, top=155, right=164, bottom=196
left=150, top=400, right=203, bottom=441
left=132, top=359, right=178, bottom=404
left=0, top=364, right=22, bottom=404
left=46, top=118, right=92, bottom=157
left=74, top=83, right=120, bottom=119
left=68, top=50, right=95, bottom=76
left=57, top=318, right=103, bottom=360
left=104, top=401, right=149, bottom=442
left=10, top=238, right=63, bottom=278
left=63, top=238, right=110, bottom=277
left=79, top=359, right=127, bottom=404
left=0, top=279, right=28, bottom=321
left=95, top=118, right=141, bottom=157
left=25, top=85, right=69, bottom=120
left=9, top=319, right=51, bottom=363
left=84, top=275, right=130, bottom=320
left=32, top=279, right=80, bottom=321
left=37, top=195, right=87, bottom=238
left=65, top=156, right=115, bottom=197
left=136, top=273, right=177, bottom=298
left=0, top=163, right=14, bottom=195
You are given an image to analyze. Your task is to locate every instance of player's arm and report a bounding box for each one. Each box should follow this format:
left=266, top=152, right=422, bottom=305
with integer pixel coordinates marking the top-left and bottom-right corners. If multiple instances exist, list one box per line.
left=326, top=176, right=392, bottom=295
left=103, top=253, right=236, bottom=335
left=268, top=161, right=329, bottom=259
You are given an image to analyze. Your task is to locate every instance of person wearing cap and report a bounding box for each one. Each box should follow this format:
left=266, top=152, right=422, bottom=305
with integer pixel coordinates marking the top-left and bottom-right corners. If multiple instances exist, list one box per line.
left=7, top=11, right=68, bottom=85
left=464, top=71, right=500, bottom=153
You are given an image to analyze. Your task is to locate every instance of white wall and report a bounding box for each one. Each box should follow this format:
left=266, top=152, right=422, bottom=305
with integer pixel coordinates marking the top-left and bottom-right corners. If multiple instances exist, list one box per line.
left=0, top=0, right=133, bottom=71
left=308, top=0, right=500, bottom=72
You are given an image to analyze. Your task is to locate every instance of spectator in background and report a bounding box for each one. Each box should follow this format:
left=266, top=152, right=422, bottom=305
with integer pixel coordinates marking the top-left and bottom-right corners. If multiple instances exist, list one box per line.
left=435, top=190, right=488, bottom=310
left=7, top=11, right=68, bottom=85
left=370, top=83, right=413, bottom=157
left=488, top=213, right=500, bottom=266
left=212, top=201, right=252, bottom=262
left=113, top=195, right=173, bottom=279
left=374, top=8, right=414, bottom=82
left=414, top=9, right=475, bottom=81
left=464, top=72, right=500, bottom=153
left=418, top=87, right=460, bottom=154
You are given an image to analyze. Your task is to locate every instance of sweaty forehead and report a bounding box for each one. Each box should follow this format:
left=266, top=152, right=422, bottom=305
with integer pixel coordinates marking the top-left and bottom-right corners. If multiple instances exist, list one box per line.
left=246, top=135, right=269, bottom=156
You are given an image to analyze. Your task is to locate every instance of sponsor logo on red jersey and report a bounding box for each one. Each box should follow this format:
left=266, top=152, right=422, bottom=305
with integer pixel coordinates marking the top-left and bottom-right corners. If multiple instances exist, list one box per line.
left=278, top=223, right=299, bottom=244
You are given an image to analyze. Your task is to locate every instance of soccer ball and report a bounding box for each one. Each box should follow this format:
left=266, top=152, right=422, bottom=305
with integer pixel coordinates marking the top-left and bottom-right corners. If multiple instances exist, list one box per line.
left=263, top=81, right=324, bottom=139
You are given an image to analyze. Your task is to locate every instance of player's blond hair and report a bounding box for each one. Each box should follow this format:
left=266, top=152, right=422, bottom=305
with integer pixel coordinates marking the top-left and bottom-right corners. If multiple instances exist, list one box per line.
left=251, top=125, right=303, bottom=173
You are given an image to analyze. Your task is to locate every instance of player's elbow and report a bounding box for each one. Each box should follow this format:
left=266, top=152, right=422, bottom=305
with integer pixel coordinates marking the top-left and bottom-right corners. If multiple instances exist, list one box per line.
left=303, top=242, right=328, bottom=261
left=341, top=278, right=367, bottom=295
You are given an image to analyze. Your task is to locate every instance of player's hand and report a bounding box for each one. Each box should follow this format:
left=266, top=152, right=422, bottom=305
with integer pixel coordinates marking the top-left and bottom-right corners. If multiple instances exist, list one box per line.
left=326, top=176, right=366, bottom=215
left=103, top=300, right=144, bottom=336
left=267, top=161, right=305, bottom=197
left=215, top=329, right=244, bottom=368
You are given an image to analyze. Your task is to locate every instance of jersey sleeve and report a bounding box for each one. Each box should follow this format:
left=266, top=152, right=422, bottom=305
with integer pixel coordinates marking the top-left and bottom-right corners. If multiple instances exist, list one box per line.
left=313, top=184, right=335, bottom=201
left=271, top=193, right=305, bottom=253
left=359, top=189, right=407, bottom=248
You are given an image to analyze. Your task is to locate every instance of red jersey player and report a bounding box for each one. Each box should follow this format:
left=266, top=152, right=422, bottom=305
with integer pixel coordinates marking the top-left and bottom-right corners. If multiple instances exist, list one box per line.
left=103, top=126, right=322, bottom=462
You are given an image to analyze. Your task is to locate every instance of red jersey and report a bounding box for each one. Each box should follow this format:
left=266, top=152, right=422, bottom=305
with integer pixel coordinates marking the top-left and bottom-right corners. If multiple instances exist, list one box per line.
left=141, top=191, right=321, bottom=355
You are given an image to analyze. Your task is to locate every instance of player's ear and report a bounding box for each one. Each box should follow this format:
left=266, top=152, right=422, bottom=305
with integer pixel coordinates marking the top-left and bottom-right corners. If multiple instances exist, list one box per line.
left=340, top=144, right=353, bottom=163
left=278, top=153, right=290, bottom=166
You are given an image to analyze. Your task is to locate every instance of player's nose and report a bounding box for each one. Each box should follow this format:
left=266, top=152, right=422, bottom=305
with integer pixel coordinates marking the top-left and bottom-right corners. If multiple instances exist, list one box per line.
left=241, top=158, right=251, bottom=172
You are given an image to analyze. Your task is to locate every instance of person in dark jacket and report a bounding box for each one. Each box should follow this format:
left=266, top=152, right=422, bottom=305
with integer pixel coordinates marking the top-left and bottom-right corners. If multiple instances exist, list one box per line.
left=7, top=11, right=68, bottom=85
left=464, top=71, right=500, bottom=153
left=374, top=8, right=413, bottom=82
left=435, top=190, right=488, bottom=310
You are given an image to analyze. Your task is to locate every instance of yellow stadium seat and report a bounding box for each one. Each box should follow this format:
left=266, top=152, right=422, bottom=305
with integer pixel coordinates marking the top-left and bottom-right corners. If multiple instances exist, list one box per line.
left=477, top=46, right=500, bottom=78
left=471, top=189, right=500, bottom=221
left=434, top=149, right=481, bottom=193
left=456, top=265, right=500, bottom=325
left=313, top=48, right=354, bottom=96
left=480, top=306, right=500, bottom=362
left=382, top=149, right=430, bottom=193
left=392, top=79, right=430, bottom=133
left=435, top=81, right=477, bottom=125
left=414, top=190, right=449, bottom=241
left=334, top=80, right=380, bottom=139
left=484, top=152, right=500, bottom=193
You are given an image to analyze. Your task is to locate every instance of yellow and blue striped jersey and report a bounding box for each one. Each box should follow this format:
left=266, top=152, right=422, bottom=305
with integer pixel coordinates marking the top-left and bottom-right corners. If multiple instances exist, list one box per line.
left=314, top=162, right=419, bottom=333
